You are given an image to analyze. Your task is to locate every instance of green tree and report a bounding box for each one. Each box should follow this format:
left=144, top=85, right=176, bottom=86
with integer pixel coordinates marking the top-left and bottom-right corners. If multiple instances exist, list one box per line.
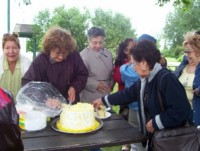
left=91, top=8, right=136, bottom=57
left=27, top=6, right=136, bottom=58
left=27, top=6, right=89, bottom=52
left=162, top=0, right=200, bottom=58
left=157, top=0, right=192, bottom=7
left=26, top=9, right=52, bottom=52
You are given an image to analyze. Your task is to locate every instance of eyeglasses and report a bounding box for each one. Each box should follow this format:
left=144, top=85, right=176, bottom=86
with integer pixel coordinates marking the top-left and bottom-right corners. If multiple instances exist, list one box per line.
left=184, top=50, right=195, bottom=54
left=52, top=49, right=68, bottom=58
left=3, top=33, right=18, bottom=39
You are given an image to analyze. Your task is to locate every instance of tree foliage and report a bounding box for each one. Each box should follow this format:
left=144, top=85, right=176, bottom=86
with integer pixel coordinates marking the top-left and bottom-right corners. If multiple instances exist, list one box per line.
left=162, top=0, right=200, bottom=58
left=27, top=6, right=136, bottom=58
left=91, top=8, right=136, bottom=56
left=157, top=0, right=192, bottom=7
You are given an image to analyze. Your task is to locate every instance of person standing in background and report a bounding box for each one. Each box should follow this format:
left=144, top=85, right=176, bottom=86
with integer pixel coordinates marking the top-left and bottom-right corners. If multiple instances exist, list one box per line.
left=138, top=34, right=167, bottom=68
left=113, top=38, right=136, bottom=151
left=120, top=39, right=145, bottom=151
left=80, top=26, right=114, bottom=151
left=113, top=38, right=134, bottom=91
left=22, top=26, right=88, bottom=104
left=174, top=31, right=200, bottom=126
left=80, top=26, right=114, bottom=103
left=0, top=33, right=31, bottom=101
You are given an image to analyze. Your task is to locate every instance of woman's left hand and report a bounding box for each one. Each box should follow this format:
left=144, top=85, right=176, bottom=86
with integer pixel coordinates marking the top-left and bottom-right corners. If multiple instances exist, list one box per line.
left=45, top=98, right=61, bottom=109
left=146, top=119, right=155, bottom=133
left=68, top=87, right=76, bottom=102
left=193, top=88, right=200, bottom=96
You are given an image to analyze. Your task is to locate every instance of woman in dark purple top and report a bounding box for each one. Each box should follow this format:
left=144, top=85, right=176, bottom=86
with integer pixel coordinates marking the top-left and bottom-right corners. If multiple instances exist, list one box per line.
left=22, top=26, right=88, bottom=104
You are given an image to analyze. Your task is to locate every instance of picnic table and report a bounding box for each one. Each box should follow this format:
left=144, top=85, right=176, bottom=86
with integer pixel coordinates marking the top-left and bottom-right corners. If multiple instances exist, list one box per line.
left=22, top=111, right=147, bottom=151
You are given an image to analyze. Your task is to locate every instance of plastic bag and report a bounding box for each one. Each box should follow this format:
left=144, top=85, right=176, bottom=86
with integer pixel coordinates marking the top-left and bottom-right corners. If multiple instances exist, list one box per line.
left=0, top=88, right=24, bottom=151
left=16, top=81, right=66, bottom=117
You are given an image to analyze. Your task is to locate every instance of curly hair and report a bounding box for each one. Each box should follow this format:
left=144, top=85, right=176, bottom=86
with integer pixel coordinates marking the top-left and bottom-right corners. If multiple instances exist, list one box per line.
left=183, top=31, right=200, bottom=51
left=42, top=26, right=76, bottom=54
left=131, top=40, right=161, bottom=70
left=2, top=33, right=20, bottom=49
left=114, top=38, right=135, bottom=66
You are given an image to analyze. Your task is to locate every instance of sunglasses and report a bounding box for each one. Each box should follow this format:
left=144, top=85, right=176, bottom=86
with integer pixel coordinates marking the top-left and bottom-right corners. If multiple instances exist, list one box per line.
left=3, top=33, right=18, bottom=38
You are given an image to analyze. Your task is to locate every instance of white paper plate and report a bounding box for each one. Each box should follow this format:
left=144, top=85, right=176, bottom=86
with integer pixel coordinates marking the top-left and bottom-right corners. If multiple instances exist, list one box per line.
left=94, top=111, right=111, bottom=119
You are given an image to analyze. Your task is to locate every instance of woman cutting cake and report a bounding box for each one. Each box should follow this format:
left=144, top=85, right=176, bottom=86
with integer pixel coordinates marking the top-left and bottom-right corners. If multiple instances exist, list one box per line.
left=22, top=26, right=88, bottom=105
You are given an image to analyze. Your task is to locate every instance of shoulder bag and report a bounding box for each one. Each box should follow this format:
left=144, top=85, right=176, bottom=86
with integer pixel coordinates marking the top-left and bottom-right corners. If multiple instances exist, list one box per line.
left=152, top=87, right=200, bottom=151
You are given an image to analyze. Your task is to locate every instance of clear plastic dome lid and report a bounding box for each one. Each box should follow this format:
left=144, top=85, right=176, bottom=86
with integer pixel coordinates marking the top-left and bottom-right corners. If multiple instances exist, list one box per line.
left=16, top=81, right=66, bottom=117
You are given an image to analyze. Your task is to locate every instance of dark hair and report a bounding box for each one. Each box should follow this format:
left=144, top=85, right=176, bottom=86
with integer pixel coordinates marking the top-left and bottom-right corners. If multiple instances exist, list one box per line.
left=87, top=26, right=105, bottom=39
left=114, top=38, right=134, bottom=66
left=195, top=31, right=200, bottom=35
left=131, top=40, right=161, bottom=70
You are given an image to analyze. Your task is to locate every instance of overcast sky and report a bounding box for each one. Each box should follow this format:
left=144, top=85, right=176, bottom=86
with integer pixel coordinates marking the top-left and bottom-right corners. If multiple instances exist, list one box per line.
left=0, top=0, right=173, bottom=55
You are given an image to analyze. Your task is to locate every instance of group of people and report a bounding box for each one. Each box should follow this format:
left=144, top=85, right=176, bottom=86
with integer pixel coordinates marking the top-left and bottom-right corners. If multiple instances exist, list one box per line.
left=0, top=25, right=200, bottom=151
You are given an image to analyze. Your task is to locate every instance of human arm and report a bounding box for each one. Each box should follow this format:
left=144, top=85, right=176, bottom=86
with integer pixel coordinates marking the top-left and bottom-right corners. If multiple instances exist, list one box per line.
left=68, top=52, right=88, bottom=95
left=21, top=54, right=45, bottom=86
left=93, top=83, right=138, bottom=108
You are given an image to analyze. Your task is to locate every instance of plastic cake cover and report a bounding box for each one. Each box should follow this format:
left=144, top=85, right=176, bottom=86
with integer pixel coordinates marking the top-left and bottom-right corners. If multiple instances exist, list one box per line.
left=16, top=81, right=66, bottom=117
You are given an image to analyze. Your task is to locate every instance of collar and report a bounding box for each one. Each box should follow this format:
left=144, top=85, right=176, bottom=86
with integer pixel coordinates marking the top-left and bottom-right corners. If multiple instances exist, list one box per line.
left=88, top=47, right=108, bottom=58
left=147, top=63, right=162, bottom=82
left=3, top=57, right=21, bottom=71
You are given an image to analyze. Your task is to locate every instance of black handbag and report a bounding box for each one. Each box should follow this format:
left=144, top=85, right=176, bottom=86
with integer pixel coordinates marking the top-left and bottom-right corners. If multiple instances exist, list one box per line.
left=152, top=89, right=200, bottom=151
left=0, top=89, right=24, bottom=151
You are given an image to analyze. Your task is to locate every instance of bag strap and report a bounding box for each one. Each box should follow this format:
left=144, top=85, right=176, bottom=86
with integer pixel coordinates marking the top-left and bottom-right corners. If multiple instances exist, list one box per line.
left=156, top=69, right=168, bottom=112
left=156, top=69, right=191, bottom=126
left=157, top=89, right=164, bottom=112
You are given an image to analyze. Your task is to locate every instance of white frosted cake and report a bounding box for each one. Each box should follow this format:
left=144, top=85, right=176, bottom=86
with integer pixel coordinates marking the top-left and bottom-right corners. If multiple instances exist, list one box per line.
left=57, top=102, right=99, bottom=133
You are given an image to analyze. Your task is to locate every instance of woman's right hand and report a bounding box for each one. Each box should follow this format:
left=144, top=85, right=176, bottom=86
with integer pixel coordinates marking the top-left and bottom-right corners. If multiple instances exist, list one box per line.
left=92, top=98, right=104, bottom=109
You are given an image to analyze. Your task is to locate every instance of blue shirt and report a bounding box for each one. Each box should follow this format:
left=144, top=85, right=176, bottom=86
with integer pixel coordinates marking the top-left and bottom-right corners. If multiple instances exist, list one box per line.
left=120, top=63, right=139, bottom=110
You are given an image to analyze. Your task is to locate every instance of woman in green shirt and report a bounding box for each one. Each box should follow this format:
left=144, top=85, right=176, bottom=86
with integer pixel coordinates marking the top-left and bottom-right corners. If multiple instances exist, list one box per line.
left=0, top=33, right=31, bottom=101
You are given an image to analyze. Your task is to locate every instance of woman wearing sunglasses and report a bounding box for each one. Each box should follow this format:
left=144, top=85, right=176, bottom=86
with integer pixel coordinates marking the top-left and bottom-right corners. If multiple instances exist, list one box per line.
left=174, top=31, right=200, bottom=126
left=0, top=33, right=31, bottom=101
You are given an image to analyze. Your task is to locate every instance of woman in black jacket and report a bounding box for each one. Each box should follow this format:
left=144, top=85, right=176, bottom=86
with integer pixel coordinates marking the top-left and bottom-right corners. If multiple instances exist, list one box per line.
left=92, top=40, right=192, bottom=151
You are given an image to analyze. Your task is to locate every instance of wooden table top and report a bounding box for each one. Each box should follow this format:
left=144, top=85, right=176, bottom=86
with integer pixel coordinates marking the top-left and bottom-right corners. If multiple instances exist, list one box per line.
left=22, top=112, right=147, bottom=151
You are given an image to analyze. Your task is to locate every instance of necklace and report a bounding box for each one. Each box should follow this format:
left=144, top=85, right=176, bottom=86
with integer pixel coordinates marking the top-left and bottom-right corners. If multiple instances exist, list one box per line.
left=182, top=76, right=189, bottom=87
